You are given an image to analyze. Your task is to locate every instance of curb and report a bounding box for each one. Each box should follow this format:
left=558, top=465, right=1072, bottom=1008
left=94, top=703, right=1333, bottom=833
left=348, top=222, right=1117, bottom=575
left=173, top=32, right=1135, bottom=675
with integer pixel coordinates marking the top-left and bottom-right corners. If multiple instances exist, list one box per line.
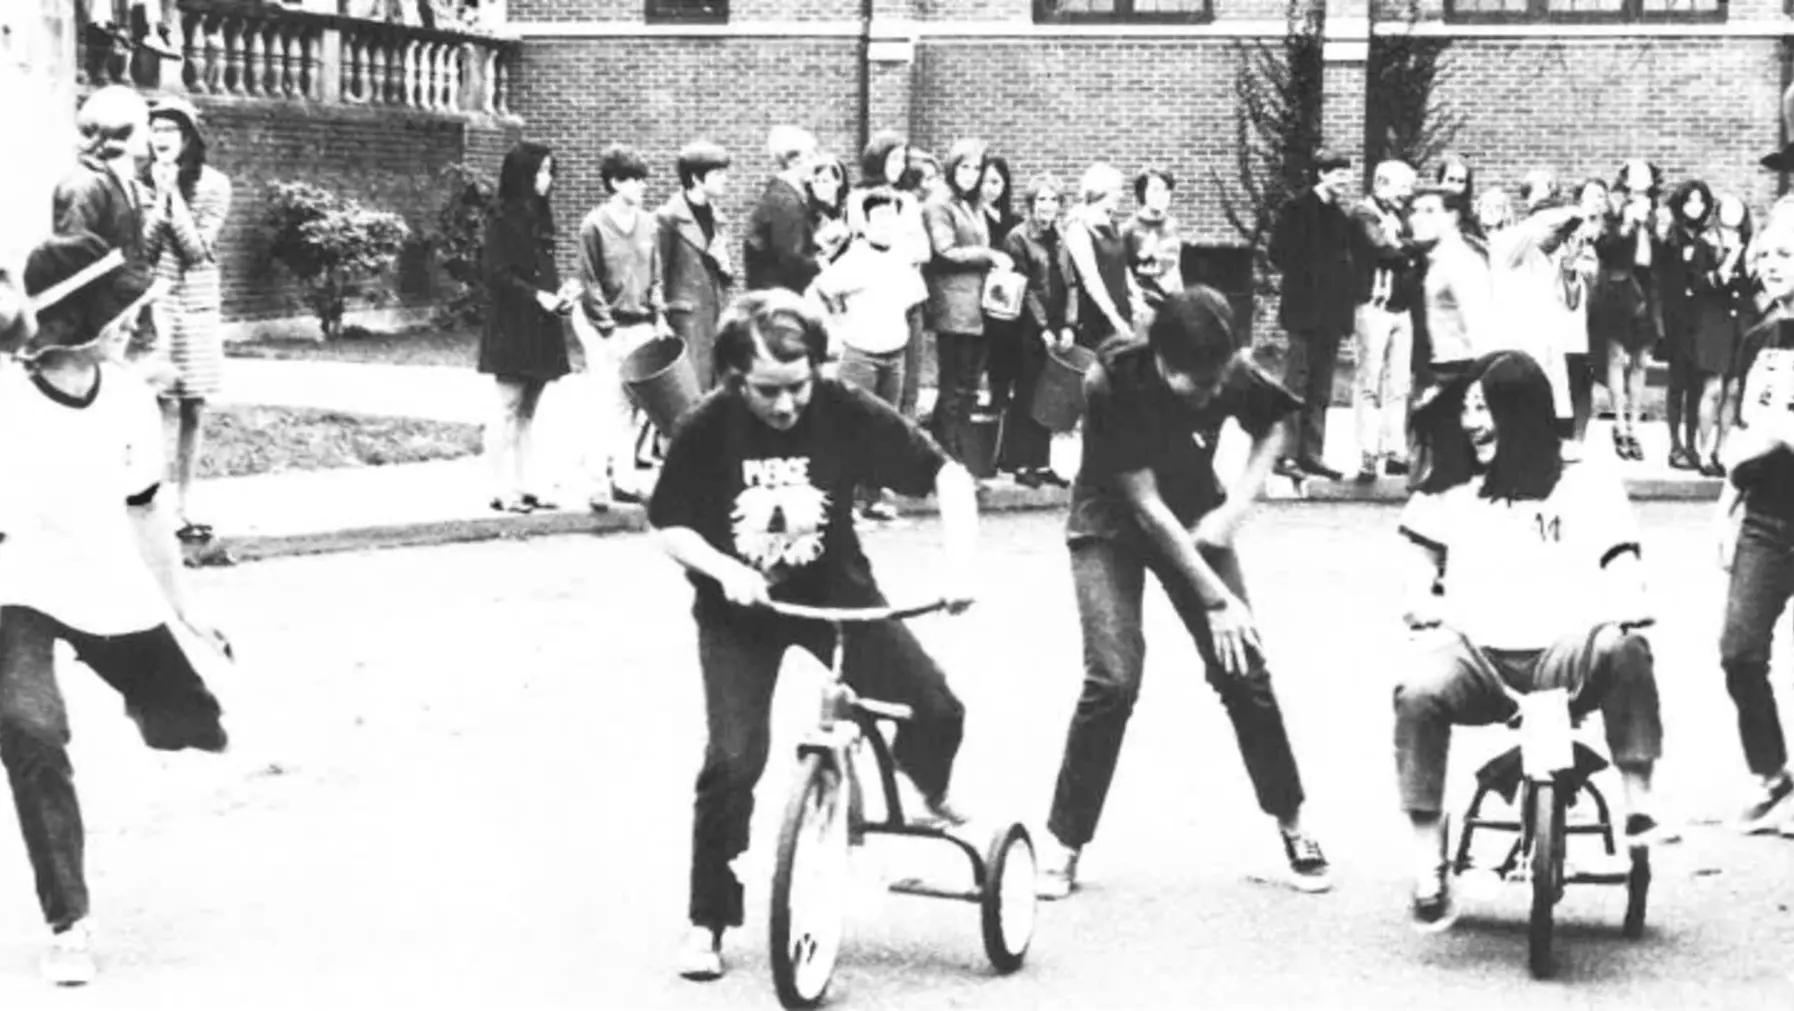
left=191, top=475, right=1721, bottom=567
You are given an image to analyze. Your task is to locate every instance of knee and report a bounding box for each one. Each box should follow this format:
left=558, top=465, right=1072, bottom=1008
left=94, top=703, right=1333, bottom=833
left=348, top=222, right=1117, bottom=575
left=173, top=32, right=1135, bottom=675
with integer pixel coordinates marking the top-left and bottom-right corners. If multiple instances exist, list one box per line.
left=1080, top=640, right=1144, bottom=716
left=0, top=705, right=70, bottom=767
left=1392, top=671, right=1450, bottom=725
left=699, top=732, right=770, bottom=794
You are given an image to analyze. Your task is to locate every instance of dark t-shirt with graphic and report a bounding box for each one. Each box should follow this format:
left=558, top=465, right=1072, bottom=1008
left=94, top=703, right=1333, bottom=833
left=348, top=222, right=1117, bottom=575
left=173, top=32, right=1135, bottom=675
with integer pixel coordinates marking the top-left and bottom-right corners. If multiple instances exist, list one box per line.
left=1066, top=341, right=1301, bottom=543
left=649, top=378, right=949, bottom=606
left=1731, top=314, right=1794, bottom=523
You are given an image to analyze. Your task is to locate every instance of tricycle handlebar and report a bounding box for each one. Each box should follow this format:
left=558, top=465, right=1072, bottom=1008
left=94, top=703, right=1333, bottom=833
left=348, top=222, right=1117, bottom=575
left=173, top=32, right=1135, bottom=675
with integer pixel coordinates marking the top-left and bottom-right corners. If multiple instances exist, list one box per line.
left=761, top=599, right=957, bottom=623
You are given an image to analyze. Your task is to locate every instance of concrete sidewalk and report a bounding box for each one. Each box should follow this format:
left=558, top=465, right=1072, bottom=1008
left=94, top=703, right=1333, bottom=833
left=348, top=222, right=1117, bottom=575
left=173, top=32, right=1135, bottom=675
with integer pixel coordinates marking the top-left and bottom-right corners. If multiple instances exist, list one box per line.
left=191, top=358, right=1724, bottom=565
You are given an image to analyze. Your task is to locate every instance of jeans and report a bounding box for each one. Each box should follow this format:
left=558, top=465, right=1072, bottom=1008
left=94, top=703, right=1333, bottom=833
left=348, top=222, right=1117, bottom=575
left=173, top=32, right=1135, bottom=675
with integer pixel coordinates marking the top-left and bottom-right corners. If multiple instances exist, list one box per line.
left=838, top=345, right=906, bottom=408
left=929, top=330, right=990, bottom=466
left=687, top=599, right=965, bottom=930
left=1282, top=327, right=1343, bottom=462
left=1720, top=511, right=1794, bottom=778
left=899, top=305, right=926, bottom=420
left=1353, top=304, right=1412, bottom=466
left=1046, top=537, right=1307, bottom=849
left=0, top=606, right=227, bottom=930
left=1393, top=624, right=1662, bottom=814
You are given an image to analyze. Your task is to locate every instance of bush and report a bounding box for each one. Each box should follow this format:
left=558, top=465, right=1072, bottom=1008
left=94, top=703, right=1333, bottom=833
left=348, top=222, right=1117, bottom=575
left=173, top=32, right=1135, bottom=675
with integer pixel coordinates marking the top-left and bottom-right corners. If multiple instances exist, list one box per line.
left=263, top=182, right=411, bottom=339
left=427, top=162, right=495, bottom=328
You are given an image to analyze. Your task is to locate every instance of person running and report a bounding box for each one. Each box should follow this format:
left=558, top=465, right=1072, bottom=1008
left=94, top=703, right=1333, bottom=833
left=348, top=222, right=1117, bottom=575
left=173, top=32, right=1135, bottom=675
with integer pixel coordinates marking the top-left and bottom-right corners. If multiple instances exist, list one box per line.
left=1394, top=350, right=1665, bottom=932
left=648, top=289, right=978, bottom=982
left=0, top=232, right=233, bottom=987
left=1036, top=285, right=1333, bottom=900
left=1715, top=197, right=1794, bottom=835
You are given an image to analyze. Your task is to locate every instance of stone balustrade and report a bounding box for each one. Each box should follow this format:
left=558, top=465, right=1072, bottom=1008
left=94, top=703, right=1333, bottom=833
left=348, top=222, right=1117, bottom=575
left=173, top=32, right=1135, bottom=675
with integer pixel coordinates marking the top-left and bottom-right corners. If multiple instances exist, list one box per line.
left=81, top=0, right=517, bottom=117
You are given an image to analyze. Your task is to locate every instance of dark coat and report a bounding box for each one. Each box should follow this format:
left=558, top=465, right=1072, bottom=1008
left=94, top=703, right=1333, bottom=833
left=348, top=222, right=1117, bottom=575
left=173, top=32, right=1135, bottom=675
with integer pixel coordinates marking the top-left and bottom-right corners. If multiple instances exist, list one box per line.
left=52, top=156, right=147, bottom=267
left=1268, top=187, right=1357, bottom=335
left=1003, top=220, right=1080, bottom=335
left=656, top=193, right=734, bottom=390
left=479, top=199, right=571, bottom=381
left=744, top=176, right=819, bottom=294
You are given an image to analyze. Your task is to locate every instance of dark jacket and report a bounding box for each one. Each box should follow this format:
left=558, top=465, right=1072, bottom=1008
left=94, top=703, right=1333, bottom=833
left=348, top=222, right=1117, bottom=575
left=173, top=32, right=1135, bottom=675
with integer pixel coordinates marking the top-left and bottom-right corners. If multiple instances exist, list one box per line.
left=923, top=195, right=995, bottom=335
left=1268, top=187, right=1357, bottom=335
left=1348, top=196, right=1418, bottom=314
left=1003, top=219, right=1080, bottom=334
left=657, top=193, right=734, bottom=389
left=479, top=199, right=571, bottom=381
left=744, top=176, right=819, bottom=294
left=52, top=156, right=147, bottom=267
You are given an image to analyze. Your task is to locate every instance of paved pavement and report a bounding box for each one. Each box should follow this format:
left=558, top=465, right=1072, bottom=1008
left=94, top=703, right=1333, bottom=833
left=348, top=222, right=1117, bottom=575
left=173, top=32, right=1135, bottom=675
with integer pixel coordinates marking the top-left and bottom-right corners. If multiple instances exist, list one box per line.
left=6, top=506, right=1790, bottom=1008
left=196, top=359, right=1725, bottom=563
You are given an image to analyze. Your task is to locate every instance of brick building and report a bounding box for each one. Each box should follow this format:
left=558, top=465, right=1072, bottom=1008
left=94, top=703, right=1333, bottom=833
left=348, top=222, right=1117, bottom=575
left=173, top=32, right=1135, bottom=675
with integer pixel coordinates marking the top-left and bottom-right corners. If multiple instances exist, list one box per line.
left=504, top=0, right=1789, bottom=333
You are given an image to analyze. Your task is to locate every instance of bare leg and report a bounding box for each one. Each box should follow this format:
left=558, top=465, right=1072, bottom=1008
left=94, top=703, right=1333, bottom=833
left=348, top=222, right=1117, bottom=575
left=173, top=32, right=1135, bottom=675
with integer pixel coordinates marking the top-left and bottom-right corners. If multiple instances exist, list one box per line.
left=157, top=396, right=182, bottom=518
left=487, top=378, right=526, bottom=502
left=515, top=379, right=546, bottom=497
left=176, top=398, right=204, bottom=522
left=1625, top=351, right=1648, bottom=442
left=1698, top=374, right=1724, bottom=460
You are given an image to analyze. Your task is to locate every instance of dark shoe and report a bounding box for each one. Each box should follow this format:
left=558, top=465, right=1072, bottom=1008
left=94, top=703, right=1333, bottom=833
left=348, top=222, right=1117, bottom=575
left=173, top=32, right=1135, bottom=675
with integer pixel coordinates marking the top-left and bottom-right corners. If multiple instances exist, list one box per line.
left=519, top=493, right=559, bottom=511
left=1036, top=469, right=1070, bottom=488
left=1737, top=772, right=1794, bottom=834
left=1015, top=469, right=1044, bottom=489
left=1624, top=434, right=1645, bottom=461
left=175, top=522, right=214, bottom=545
left=1297, top=457, right=1344, bottom=482
left=1668, top=446, right=1699, bottom=471
left=1281, top=831, right=1333, bottom=893
left=1384, top=458, right=1410, bottom=477
left=1273, top=457, right=1306, bottom=481
left=610, top=485, right=645, bottom=507
left=1700, top=456, right=1726, bottom=479
left=1410, top=866, right=1459, bottom=934
left=490, top=496, right=533, bottom=514
left=1354, top=465, right=1378, bottom=485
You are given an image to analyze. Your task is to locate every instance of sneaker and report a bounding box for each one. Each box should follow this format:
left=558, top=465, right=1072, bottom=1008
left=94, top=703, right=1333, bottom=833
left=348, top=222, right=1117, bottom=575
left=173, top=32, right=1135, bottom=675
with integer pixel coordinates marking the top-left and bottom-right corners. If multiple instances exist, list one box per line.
left=1035, top=836, right=1081, bottom=901
left=1410, top=869, right=1460, bottom=935
left=1737, top=772, right=1794, bottom=834
left=676, top=925, right=724, bottom=982
left=860, top=500, right=900, bottom=522
left=1625, top=813, right=1680, bottom=849
left=42, top=922, right=95, bottom=987
left=1281, top=831, right=1333, bottom=893
left=913, top=793, right=971, bottom=831
left=1354, top=463, right=1379, bottom=485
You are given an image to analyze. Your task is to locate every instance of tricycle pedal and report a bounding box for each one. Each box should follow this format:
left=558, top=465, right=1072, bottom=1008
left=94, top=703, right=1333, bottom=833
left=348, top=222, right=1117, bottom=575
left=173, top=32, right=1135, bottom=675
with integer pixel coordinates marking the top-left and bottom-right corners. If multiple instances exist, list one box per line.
left=887, top=877, right=979, bottom=903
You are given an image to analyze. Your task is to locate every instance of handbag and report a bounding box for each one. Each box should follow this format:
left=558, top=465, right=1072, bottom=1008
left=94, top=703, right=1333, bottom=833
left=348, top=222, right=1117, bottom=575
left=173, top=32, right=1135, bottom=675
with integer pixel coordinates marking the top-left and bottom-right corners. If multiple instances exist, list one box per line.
left=982, top=267, right=1026, bottom=321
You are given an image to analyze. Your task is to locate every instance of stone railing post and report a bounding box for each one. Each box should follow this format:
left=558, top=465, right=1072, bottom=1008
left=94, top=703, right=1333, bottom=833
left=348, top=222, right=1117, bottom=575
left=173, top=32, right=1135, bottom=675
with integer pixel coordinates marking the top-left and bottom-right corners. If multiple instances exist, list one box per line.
left=317, top=24, right=343, bottom=103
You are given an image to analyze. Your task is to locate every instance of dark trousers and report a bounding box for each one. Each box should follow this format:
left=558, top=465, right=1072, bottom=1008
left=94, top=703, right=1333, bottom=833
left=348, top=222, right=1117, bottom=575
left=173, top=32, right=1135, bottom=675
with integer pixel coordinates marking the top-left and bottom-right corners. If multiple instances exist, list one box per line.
left=1282, top=328, right=1343, bottom=462
left=688, top=600, right=965, bottom=930
left=0, top=606, right=227, bottom=931
left=929, top=330, right=991, bottom=466
left=985, top=321, right=1024, bottom=418
left=1566, top=352, right=1594, bottom=441
left=996, top=334, right=1052, bottom=472
left=1720, top=511, right=1794, bottom=779
left=1047, top=537, right=1307, bottom=849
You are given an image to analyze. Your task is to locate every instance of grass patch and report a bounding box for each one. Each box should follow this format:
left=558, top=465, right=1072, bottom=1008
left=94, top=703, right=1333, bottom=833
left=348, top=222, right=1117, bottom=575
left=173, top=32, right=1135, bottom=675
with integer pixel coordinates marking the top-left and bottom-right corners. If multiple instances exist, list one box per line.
left=227, top=325, right=482, bottom=368
left=199, top=405, right=481, bottom=479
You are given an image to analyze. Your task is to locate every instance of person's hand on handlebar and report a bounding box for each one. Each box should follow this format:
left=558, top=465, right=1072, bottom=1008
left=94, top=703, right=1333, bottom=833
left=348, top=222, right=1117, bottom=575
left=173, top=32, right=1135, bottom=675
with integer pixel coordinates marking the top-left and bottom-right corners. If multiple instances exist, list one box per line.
left=1206, top=593, right=1262, bottom=677
left=718, top=561, right=771, bottom=608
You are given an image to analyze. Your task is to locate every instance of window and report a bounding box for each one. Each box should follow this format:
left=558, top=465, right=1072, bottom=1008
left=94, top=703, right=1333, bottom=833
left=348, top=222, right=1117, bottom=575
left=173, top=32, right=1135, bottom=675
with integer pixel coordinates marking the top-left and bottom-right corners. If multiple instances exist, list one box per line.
left=646, top=0, right=727, bottom=23
left=1444, top=0, right=1723, bottom=21
left=1034, top=0, right=1215, bottom=23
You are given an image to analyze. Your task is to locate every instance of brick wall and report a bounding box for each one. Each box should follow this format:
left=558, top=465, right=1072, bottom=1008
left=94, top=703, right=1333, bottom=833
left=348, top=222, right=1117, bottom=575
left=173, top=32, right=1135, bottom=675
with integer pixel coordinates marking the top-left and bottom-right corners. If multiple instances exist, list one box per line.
left=512, top=36, right=862, bottom=277
left=193, top=99, right=521, bottom=326
left=1433, top=37, right=1781, bottom=216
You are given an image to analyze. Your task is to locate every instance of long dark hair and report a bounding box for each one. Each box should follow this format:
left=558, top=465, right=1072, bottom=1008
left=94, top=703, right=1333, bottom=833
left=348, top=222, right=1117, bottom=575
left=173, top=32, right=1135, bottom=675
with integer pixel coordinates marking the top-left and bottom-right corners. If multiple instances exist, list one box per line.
left=808, top=157, right=849, bottom=221
left=983, top=155, right=1014, bottom=222
left=1411, top=351, right=1563, bottom=503
left=495, top=141, right=555, bottom=234
left=144, top=111, right=206, bottom=202
left=1669, top=179, right=1714, bottom=236
left=860, top=130, right=907, bottom=188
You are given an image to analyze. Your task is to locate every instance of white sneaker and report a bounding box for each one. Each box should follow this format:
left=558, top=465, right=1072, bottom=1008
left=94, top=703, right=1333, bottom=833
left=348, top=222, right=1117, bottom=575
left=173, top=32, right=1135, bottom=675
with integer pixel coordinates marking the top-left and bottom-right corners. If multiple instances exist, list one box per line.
left=41, top=922, right=95, bottom=987
left=675, top=925, right=723, bottom=982
left=1036, top=836, right=1080, bottom=901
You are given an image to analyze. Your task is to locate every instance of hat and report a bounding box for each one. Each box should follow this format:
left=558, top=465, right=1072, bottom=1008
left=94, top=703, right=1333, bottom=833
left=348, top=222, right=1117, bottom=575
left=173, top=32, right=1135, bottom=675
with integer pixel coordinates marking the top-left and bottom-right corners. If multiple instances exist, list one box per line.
left=22, top=233, right=155, bottom=354
left=148, top=95, right=202, bottom=135
left=1764, top=83, right=1794, bottom=172
left=1314, top=148, right=1351, bottom=173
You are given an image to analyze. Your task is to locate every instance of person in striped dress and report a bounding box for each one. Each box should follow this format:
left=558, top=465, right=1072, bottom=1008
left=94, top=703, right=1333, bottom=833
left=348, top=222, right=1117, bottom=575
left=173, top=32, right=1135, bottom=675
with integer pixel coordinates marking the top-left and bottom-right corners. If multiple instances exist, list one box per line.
left=141, top=96, right=231, bottom=544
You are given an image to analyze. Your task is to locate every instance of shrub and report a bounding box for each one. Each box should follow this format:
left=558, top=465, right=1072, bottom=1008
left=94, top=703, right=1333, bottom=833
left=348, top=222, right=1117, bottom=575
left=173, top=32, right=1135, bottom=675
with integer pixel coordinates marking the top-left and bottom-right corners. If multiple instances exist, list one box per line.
left=263, top=182, right=411, bottom=339
left=426, top=162, right=495, bottom=328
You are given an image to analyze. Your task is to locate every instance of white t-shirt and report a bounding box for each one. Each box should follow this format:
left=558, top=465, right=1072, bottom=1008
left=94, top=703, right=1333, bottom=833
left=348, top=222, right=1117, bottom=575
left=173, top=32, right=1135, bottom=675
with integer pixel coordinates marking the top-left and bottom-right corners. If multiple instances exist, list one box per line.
left=0, top=359, right=171, bottom=636
left=1397, top=458, right=1642, bottom=650
left=812, top=241, right=928, bottom=356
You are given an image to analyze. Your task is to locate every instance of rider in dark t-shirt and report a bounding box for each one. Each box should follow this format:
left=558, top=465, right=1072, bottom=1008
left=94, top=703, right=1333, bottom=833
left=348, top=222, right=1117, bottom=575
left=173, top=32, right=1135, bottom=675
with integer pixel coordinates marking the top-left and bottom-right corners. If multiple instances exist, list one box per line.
left=648, top=289, right=979, bottom=984
left=1038, top=285, right=1334, bottom=900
